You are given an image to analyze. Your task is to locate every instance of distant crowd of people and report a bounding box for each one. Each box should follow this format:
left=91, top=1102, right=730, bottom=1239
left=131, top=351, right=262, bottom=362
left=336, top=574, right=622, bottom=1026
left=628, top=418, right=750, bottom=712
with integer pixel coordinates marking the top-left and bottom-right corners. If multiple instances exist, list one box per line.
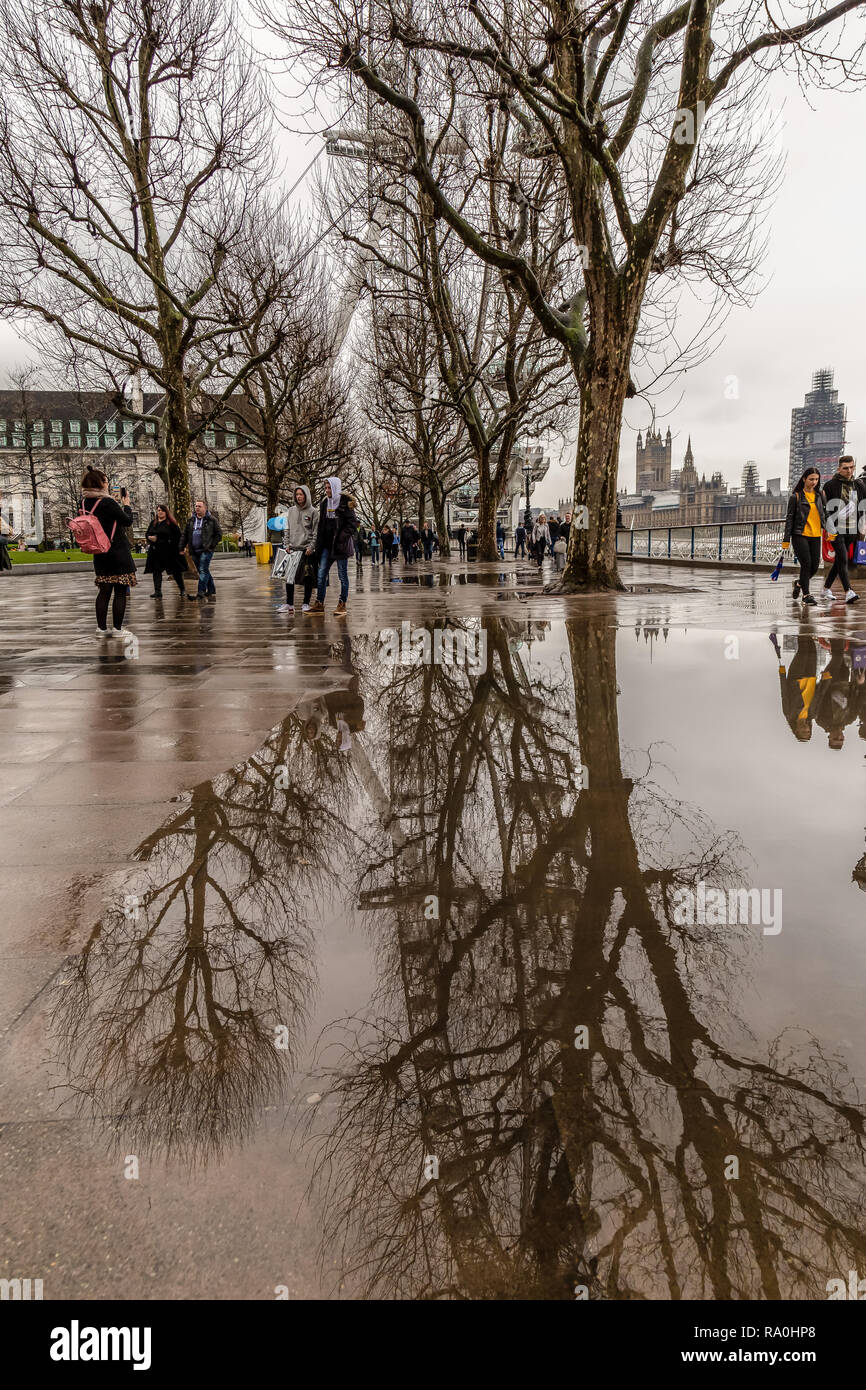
left=14, top=458, right=866, bottom=642
left=514, top=512, right=574, bottom=569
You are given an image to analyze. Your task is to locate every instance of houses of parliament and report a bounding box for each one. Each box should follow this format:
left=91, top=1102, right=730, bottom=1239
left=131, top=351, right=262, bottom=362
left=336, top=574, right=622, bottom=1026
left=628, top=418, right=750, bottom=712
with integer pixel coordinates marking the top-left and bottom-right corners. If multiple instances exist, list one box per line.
left=618, top=427, right=785, bottom=528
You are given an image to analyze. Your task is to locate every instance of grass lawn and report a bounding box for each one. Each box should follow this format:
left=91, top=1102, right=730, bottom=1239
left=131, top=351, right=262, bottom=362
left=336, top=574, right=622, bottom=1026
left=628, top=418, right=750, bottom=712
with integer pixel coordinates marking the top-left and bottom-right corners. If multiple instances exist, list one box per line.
left=10, top=548, right=146, bottom=564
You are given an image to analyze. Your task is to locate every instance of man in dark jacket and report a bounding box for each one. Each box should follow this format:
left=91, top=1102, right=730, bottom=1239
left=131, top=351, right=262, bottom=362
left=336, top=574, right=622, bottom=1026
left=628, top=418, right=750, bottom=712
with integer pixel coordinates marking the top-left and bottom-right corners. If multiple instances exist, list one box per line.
left=310, top=476, right=358, bottom=613
left=821, top=456, right=865, bottom=603
left=514, top=521, right=526, bottom=557
left=401, top=522, right=417, bottom=564
left=181, top=500, right=222, bottom=601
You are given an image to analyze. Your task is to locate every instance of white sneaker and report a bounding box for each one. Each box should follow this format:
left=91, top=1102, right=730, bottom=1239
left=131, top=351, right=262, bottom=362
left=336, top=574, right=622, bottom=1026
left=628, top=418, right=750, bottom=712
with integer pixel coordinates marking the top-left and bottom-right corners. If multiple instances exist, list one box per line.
left=113, top=627, right=135, bottom=640
left=820, top=588, right=835, bottom=602
left=846, top=590, right=860, bottom=604
left=277, top=604, right=294, bottom=613
left=301, top=603, right=310, bottom=612
left=95, top=627, right=109, bottom=638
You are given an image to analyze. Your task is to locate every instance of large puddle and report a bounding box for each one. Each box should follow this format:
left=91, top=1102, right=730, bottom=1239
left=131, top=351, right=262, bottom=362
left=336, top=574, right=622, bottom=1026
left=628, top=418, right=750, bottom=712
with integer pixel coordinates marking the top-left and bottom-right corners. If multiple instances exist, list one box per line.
left=44, top=616, right=866, bottom=1298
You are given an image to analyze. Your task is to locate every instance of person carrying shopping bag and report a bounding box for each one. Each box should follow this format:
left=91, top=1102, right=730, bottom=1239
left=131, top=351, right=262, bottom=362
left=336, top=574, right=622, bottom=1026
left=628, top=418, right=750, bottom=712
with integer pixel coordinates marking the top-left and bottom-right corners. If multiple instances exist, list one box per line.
left=278, top=485, right=317, bottom=613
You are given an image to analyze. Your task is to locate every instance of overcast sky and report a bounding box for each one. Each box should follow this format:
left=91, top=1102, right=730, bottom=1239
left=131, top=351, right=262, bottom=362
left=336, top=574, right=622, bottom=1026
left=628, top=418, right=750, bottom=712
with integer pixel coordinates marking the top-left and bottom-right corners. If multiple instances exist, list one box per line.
left=1, top=48, right=863, bottom=510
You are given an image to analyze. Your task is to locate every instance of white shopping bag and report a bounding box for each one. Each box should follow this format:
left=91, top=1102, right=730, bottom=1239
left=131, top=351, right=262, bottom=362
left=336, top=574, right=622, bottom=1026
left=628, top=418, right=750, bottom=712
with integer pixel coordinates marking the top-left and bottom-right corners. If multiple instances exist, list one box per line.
left=273, top=547, right=303, bottom=582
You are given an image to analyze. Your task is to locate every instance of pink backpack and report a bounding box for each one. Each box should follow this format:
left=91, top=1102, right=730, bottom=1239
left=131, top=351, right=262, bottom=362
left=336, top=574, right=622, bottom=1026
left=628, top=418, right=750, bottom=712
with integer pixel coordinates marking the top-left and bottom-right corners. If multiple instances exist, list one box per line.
left=69, top=497, right=116, bottom=554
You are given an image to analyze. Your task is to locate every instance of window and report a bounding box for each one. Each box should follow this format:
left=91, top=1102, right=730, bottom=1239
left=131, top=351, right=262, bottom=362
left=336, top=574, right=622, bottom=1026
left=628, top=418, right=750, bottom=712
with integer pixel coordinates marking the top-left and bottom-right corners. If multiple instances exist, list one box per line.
left=144, top=421, right=155, bottom=434
left=32, top=419, right=44, bottom=431
left=50, top=434, right=62, bottom=448
left=69, top=419, right=80, bottom=434
left=105, top=420, right=116, bottom=434
left=224, top=433, right=237, bottom=448
left=122, top=432, right=133, bottom=449
left=70, top=434, right=82, bottom=447
left=86, top=435, right=99, bottom=448
left=0, top=420, right=5, bottom=430
left=87, top=420, right=98, bottom=434
left=203, top=431, right=216, bottom=448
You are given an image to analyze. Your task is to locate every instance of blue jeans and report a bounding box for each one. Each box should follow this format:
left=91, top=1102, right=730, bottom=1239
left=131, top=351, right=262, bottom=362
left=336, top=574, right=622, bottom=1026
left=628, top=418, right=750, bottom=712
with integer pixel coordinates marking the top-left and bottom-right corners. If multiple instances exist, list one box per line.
left=497, top=540, right=504, bottom=558
left=194, top=549, right=215, bottom=596
left=316, top=549, right=349, bottom=603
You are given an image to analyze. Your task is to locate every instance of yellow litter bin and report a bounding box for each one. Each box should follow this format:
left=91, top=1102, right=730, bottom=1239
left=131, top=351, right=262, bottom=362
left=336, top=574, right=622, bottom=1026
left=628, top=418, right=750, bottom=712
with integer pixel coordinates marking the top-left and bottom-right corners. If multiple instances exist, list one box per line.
left=255, top=543, right=272, bottom=565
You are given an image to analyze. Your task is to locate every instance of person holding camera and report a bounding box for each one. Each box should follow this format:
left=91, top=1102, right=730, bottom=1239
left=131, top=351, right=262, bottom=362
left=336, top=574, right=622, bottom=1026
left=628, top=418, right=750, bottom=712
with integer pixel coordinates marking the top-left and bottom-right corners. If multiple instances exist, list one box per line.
left=79, top=469, right=137, bottom=638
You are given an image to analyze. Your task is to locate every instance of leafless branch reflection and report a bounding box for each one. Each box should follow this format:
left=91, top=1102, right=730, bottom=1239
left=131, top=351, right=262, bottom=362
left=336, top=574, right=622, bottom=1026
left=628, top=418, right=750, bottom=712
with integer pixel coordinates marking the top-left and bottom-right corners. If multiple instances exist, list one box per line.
left=304, top=619, right=866, bottom=1300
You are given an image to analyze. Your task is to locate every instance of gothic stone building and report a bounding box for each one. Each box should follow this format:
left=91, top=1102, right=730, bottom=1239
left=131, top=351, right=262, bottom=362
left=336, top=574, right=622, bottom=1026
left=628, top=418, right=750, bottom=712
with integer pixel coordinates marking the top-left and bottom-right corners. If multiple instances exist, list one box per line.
left=620, top=436, right=786, bottom=530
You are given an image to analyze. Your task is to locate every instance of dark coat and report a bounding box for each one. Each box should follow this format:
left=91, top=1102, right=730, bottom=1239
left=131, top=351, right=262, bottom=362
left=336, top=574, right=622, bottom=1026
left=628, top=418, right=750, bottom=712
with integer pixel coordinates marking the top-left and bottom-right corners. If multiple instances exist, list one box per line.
left=784, top=488, right=827, bottom=544
left=821, top=474, right=866, bottom=538
left=181, top=513, right=222, bottom=553
left=812, top=651, right=857, bottom=738
left=315, top=496, right=358, bottom=558
left=82, top=495, right=135, bottom=577
left=144, top=518, right=183, bottom=574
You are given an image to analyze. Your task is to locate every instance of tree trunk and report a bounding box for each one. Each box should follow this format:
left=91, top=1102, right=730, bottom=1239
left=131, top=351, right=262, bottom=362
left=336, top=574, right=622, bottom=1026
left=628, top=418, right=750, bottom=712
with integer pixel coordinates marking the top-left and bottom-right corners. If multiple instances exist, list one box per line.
left=429, top=477, right=450, bottom=556
left=558, top=321, right=637, bottom=592
left=266, top=445, right=280, bottom=517
left=476, top=454, right=498, bottom=561
left=162, top=391, right=191, bottom=524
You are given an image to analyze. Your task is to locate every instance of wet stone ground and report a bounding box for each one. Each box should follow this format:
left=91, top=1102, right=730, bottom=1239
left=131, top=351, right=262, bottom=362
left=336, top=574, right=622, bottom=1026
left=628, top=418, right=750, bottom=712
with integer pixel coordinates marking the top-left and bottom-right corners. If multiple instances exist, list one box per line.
left=1, top=553, right=865, bottom=1300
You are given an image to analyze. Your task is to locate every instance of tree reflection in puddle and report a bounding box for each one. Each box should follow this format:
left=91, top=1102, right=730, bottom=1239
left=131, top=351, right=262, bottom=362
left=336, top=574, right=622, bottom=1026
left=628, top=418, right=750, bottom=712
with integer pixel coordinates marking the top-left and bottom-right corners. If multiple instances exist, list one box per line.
left=305, top=619, right=866, bottom=1300
left=50, top=618, right=866, bottom=1298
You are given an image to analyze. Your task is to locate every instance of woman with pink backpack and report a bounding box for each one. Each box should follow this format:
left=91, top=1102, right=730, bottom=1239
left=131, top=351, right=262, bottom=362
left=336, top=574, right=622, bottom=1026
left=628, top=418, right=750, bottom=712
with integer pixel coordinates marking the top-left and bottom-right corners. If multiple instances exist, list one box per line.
left=72, top=467, right=137, bottom=639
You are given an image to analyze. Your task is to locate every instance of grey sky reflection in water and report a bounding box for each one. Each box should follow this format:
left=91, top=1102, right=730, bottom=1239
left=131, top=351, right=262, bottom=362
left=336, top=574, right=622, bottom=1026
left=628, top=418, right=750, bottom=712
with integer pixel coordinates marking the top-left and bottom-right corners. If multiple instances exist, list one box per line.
left=51, top=618, right=866, bottom=1299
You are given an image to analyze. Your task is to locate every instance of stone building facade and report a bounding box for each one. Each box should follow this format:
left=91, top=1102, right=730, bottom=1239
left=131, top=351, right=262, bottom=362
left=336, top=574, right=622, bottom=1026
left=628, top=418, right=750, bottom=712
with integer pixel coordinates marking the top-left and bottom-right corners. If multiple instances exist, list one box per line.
left=620, top=435, right=786, bottom=530
left=0, top=388, right=264, bottom=541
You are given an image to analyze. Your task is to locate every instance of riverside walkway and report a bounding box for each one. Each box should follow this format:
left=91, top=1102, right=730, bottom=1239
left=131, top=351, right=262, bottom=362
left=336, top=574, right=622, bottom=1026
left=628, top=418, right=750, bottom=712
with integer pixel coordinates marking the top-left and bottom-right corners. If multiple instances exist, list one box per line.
left=1, top=553, right=865, bottom=1300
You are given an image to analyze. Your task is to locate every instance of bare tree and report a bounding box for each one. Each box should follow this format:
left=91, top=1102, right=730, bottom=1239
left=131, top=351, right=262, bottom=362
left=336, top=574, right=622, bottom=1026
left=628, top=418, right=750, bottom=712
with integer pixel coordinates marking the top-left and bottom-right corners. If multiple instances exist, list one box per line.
left=351, top=432, right=418, bottom=533
left=203, top=205, right=354, bottom=514
left=268, top=0, right=866, bottom=587
left=358, top=296, right=475, bottom=553
left=0, top=0, right=288, bottom=521
left=3, top=364, right=61, bottom=516
left=323, top=96, right=577, bottom=558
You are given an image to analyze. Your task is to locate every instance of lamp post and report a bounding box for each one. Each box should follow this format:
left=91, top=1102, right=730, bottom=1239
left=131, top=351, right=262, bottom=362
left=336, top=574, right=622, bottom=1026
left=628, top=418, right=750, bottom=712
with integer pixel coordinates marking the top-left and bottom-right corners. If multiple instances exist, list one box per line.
left=522, top=463, right=532, bottom=528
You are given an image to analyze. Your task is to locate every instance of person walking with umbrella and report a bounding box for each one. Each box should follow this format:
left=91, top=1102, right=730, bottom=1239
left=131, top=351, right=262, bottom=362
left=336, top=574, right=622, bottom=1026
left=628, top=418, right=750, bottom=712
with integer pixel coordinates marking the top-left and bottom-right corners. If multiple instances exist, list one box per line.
left=782, top=467, right=828, bottom=607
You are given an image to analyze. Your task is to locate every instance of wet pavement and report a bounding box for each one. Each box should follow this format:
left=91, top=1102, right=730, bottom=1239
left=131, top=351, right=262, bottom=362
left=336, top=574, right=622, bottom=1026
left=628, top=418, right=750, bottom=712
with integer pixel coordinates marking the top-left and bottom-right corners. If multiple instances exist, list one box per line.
left=1, top=553, right=865, bottom=1300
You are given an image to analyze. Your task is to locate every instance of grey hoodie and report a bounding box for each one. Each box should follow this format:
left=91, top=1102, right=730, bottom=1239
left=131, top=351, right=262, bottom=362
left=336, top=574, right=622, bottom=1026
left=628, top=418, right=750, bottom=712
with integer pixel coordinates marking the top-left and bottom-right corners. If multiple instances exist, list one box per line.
left=285, top=486, right=316, bottom=551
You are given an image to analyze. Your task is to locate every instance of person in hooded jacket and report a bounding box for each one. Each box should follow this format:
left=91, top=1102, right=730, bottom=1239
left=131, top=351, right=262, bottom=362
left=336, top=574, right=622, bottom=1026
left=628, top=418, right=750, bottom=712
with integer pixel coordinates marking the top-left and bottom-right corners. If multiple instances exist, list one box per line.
left=279, top=484, right=316, bottom=613
left=310, top=476, right=358, bottom=614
